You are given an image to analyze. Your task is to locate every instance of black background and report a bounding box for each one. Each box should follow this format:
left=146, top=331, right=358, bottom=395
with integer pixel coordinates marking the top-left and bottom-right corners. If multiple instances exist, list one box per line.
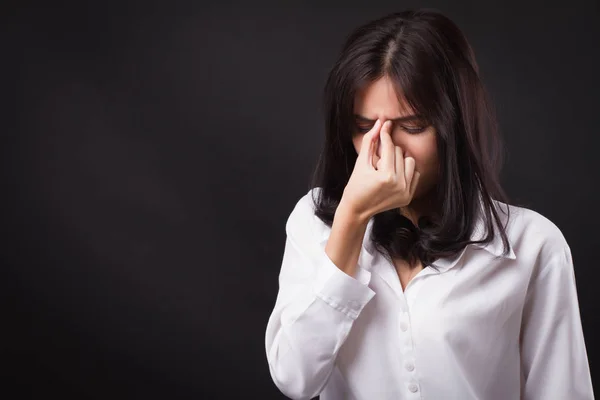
left=3, top=1, right=599, bottom=398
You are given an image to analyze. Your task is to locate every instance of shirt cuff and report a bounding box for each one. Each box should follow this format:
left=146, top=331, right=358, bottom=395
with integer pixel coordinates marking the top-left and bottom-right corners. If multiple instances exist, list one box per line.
left=311, top=250, right=376, bottom=320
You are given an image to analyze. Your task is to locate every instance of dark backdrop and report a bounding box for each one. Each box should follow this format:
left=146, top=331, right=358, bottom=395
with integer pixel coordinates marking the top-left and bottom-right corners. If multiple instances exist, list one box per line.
left=3, top=1, right=598, bottom=398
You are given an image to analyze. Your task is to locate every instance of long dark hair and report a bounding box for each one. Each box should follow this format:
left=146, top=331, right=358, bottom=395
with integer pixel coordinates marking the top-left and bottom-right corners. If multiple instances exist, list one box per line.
left=309, top=8, right=514, bottom=269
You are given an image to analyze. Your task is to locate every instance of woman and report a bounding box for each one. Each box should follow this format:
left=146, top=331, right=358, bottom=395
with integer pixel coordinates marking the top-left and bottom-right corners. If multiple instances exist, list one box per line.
left=265, top=9, right=593, bottom=400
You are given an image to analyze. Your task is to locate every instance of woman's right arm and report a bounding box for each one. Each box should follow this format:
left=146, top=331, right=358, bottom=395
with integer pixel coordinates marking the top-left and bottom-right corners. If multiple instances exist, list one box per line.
left=265, top=192, right=376, bottom=400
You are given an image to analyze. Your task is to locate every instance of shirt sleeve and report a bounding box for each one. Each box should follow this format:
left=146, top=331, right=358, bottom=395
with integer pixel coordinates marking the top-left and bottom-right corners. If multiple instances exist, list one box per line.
left=519, top=243, right=595, bottom=399
left=265, top=191, right=376, bottom=400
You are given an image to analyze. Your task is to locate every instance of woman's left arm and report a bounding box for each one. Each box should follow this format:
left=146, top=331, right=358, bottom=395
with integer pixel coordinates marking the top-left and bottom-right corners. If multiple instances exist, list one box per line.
left=520, top=243, right=595, bottom=399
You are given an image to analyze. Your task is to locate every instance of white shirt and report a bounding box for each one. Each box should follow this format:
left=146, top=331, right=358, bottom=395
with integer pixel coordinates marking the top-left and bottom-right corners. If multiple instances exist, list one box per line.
left=265, top=187, right=594, bottom=400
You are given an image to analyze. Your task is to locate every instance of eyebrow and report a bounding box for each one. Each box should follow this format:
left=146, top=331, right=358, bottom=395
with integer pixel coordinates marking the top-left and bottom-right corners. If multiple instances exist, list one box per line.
left=353, top=114, right=424, bottom=123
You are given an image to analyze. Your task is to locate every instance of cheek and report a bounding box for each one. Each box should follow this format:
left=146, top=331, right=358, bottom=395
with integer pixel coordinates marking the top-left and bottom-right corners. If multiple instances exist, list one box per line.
left=402, top=137, right=438, bottom=172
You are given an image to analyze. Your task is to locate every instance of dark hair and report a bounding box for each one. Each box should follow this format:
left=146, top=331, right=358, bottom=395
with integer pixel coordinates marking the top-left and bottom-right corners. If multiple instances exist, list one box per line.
left=309, top=8, right=514, bottom=270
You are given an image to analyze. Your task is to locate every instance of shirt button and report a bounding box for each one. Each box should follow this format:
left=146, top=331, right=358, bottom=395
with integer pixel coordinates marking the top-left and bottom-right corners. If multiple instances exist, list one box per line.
left=405, top=361, right=415, bottom=371
left=400, top=321, right=408, bottom=332
left=408, top=383, right=419, bottom=393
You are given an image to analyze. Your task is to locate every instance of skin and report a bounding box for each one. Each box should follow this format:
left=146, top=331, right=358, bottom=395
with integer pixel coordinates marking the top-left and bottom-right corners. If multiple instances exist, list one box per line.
left=352, top=75, right=440, bottom=224
left=351, top=75, right=441, bottom=287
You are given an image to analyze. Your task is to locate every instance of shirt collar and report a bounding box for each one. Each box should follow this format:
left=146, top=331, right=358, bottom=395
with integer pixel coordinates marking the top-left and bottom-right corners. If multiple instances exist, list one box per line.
left=320, top=195, right=516, bottom=273
left=469, top=199, right=516, bottom=258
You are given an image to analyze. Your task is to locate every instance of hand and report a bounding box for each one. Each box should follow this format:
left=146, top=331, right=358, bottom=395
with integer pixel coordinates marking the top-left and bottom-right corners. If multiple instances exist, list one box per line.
left=340, top=119, right=421, bottom=221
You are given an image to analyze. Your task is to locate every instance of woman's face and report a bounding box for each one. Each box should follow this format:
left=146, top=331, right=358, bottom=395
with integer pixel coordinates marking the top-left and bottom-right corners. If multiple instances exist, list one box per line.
left=352, top=75, right=439, bottom=200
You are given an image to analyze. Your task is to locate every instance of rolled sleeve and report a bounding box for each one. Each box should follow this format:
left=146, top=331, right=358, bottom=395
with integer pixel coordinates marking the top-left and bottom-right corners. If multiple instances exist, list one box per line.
left=265, top=189, right=376, bottom=399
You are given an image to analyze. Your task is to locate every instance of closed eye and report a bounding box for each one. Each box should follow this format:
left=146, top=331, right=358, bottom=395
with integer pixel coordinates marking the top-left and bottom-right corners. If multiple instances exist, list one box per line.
left=355, top=124, right=427, bottom=134
left=403, top=126, right=427, bottom=134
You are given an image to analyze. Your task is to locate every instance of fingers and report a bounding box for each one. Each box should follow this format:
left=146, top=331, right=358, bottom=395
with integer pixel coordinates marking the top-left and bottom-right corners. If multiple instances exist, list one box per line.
left=359, top=119, right=382, bottom=165
left=409, top=169, right=420, bottom=196
left=402, top=153, right=421, bottom=197
left=395, top=145, right=419, bottom=195
left=379, top=120, right=395, bottom=172
left=403, top=156, right=415, bottom=186
left=395, top=146, right=405, bottom=180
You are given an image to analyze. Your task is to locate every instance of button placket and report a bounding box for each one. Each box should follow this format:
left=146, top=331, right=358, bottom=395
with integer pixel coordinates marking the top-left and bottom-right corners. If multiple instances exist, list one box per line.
left=398, top=308, right=420, bottom=397
left=398, top=310, right=411, bottom=345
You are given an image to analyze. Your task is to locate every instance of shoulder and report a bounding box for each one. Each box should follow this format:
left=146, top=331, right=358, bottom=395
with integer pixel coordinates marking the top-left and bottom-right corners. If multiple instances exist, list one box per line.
left=502, top=201, right=566, bottom=244
left=496, top=200, right=571, bottom=267
left=286, top=187, right=321, bottom=225
left=285, top=187, right=325, bottom=240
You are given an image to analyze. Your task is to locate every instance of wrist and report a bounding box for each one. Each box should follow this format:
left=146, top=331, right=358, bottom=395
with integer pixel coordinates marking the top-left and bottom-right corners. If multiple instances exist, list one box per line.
left=337, top=199, right=371, bottom=227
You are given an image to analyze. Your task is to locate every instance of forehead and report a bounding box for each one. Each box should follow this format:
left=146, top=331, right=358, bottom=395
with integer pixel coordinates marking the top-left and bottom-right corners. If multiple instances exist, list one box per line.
left=353, top=76, right=414, bottom=117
